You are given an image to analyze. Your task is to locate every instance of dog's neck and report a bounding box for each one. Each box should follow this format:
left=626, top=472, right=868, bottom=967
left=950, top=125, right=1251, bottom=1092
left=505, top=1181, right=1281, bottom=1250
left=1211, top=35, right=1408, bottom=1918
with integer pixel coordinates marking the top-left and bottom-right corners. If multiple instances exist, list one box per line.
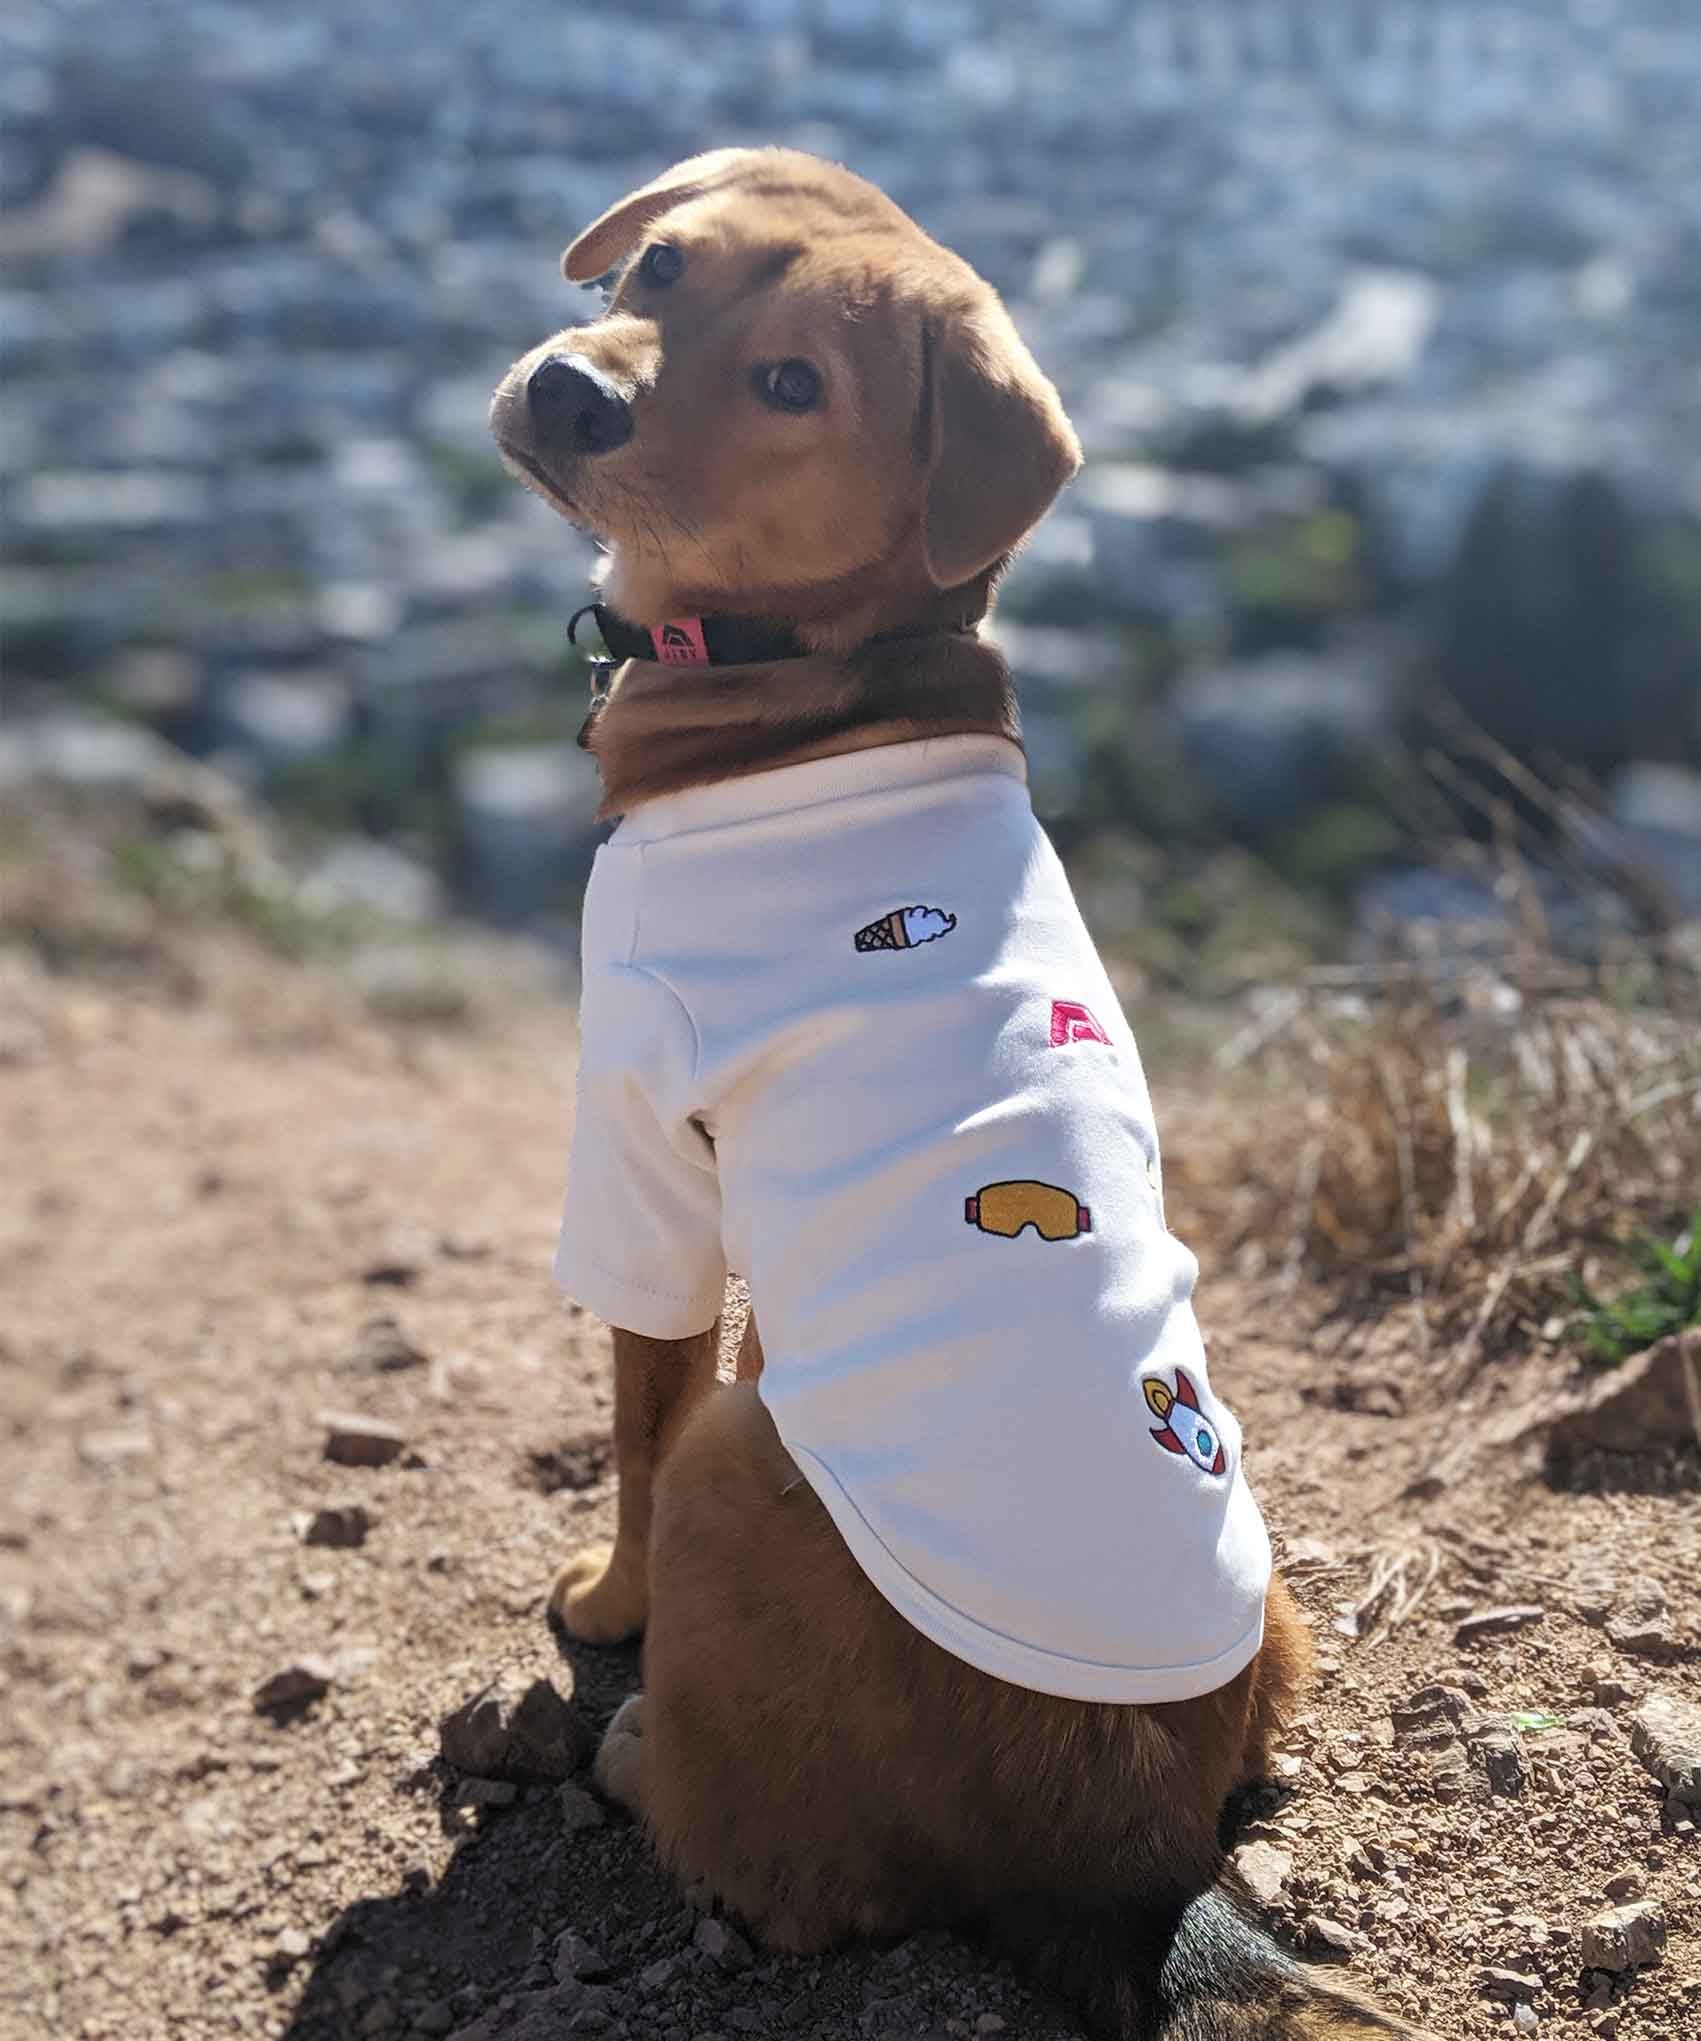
left=583, top=584, right=1023, bottom=819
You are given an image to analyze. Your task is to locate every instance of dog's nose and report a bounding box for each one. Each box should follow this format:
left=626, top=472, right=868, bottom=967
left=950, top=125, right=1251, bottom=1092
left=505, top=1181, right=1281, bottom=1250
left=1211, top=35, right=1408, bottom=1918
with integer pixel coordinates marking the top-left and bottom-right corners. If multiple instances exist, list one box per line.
left=526, top=353, right=633, bottom=453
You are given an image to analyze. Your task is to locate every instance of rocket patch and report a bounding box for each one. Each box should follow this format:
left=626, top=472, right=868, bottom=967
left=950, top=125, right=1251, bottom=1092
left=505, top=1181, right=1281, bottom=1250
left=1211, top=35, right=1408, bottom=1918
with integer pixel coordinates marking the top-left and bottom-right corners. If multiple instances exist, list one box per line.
left=1142, top=1367, right=1229, bottom=1477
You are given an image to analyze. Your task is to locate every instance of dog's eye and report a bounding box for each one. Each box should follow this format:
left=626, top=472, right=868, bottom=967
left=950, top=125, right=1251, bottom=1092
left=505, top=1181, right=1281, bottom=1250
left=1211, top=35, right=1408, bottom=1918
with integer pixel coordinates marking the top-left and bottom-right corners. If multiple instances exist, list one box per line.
left=639, top=243, right=685, bottom=288
left=757, top=359, right=821, bottom=413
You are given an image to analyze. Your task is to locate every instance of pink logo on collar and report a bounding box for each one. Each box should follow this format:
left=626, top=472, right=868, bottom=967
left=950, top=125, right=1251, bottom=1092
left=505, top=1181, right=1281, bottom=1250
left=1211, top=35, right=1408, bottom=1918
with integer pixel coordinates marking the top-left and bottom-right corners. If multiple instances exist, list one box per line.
left=650, top=618, right=710, bottom=666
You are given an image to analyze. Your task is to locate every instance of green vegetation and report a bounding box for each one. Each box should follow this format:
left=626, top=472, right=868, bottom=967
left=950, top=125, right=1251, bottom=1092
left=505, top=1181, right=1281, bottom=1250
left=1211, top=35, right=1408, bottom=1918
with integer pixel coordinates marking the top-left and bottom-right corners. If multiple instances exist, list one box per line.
left=1575, top=1213, right=1701, bottom=1366
left=1266, top=798, right=1402, bottom=903
left=111, top=832, right=368, bottom=960
left=203, top=567, right=314, bottom=610
left=422, top=441, right=514, bottom=524
left=1227, top=508, right=1366, bottom=648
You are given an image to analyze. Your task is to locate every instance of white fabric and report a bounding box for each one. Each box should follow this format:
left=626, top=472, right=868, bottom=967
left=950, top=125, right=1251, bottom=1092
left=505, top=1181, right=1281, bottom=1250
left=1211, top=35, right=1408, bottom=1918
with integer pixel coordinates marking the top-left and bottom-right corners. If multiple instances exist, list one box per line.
left=557, top=735, right=1272, bottom=1702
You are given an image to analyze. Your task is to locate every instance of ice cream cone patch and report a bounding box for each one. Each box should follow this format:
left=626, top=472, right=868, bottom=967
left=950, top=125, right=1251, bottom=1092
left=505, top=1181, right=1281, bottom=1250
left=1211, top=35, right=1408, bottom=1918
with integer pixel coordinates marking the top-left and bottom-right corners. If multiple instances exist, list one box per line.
left=854, top=904, right=956, bottom=952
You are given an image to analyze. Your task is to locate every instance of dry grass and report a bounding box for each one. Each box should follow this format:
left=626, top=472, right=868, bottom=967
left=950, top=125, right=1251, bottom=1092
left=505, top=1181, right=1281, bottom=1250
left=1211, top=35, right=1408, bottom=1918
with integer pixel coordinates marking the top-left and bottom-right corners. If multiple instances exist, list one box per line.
left=1201, top=972, right=1701, bottom=1377
left=1180, top=713, right=1701, bottom=1384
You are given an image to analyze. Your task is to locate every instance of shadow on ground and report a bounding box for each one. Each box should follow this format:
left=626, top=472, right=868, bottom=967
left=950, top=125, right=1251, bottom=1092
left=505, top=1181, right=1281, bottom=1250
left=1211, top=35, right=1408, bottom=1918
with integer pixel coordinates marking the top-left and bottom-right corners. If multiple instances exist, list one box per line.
left=276, top=1632, right=665, bottom=2041
left=275, top=1621, right=1086, bottom=2040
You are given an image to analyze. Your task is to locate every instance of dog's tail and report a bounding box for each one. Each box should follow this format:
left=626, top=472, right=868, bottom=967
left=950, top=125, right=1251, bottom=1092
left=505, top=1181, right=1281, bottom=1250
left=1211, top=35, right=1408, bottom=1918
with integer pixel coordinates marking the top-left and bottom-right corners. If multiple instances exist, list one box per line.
left=992, top=1868, right=1432, bottom=2041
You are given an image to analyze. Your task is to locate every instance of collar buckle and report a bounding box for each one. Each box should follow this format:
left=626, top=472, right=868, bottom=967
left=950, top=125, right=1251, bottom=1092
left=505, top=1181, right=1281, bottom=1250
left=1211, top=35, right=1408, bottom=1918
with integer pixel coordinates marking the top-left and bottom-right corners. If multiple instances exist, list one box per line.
left=576, top=657, right=614, bottom=750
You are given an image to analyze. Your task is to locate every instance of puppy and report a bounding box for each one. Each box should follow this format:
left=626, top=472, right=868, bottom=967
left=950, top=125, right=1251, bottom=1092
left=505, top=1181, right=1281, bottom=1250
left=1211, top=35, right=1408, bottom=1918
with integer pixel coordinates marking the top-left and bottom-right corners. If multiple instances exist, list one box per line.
left=492, top=149, right=1427, bottom=2041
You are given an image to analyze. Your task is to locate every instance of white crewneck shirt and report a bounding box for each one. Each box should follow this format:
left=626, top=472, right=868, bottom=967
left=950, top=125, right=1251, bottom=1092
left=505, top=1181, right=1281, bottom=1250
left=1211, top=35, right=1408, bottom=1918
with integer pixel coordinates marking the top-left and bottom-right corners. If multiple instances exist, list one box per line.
left=556, top=735, right=1272, bottom=1703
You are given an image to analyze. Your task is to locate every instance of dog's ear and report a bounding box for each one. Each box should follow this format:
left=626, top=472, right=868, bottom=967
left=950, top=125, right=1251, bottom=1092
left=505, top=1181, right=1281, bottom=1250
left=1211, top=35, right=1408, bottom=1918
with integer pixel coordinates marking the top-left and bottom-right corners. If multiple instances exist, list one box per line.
left=918, top=303, right=1082, bottom=589
left=563, top=149, right=758, bottom=283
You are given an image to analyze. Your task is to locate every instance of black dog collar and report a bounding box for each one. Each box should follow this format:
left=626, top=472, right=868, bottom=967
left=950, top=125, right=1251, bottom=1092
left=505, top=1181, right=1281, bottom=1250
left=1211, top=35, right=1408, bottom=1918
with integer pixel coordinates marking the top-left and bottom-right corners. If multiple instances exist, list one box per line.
left=569, top=602, right=812, bottom=671
left=568, top=602, right=977, bottom=749
left=570, top=602, right=817, bottom=747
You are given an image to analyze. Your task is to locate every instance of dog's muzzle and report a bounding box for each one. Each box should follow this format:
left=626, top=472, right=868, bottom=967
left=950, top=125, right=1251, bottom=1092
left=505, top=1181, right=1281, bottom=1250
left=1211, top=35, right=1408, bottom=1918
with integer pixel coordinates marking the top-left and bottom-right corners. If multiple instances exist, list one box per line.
left=527, top=353, right=633, bottom=455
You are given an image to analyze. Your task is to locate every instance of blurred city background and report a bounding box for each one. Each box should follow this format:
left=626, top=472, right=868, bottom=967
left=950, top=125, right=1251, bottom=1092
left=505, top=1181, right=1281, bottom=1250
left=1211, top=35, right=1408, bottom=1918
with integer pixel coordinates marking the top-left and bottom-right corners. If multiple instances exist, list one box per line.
left=4, top=0, right=1700, bottom=984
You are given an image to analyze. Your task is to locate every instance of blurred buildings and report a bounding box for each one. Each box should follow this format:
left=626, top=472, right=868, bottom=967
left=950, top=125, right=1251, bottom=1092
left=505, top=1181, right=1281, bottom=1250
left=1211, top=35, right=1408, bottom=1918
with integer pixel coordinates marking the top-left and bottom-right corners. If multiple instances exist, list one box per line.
left=3, top=0, right=1699, bottom=940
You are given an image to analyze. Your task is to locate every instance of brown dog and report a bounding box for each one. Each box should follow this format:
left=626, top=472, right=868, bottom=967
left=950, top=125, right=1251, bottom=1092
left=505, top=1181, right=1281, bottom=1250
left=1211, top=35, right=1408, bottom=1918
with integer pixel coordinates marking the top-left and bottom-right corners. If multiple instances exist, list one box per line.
left=491, top=149, right=1428, bottom=2041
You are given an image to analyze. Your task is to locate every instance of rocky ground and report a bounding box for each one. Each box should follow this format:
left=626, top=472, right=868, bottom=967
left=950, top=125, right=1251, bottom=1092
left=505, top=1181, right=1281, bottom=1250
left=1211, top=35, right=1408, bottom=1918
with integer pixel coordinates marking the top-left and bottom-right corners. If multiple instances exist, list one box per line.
left=2, top=877, right=1698, bottom=2041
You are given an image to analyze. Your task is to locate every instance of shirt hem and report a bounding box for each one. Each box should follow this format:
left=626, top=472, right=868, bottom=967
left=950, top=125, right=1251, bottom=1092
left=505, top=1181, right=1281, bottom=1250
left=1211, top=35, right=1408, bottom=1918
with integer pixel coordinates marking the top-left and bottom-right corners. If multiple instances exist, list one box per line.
left=787, top=1441, right=1268, bottom=1704
left=554, top=1246, right=725, bottom=1341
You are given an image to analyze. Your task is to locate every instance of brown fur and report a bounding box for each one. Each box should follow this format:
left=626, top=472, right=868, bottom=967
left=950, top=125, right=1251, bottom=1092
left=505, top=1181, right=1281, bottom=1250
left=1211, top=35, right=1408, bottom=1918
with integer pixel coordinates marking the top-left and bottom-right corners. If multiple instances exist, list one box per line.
left=488, top=145, right=1073, bottom=810
left=494, top=149, right=1433, bottom=2039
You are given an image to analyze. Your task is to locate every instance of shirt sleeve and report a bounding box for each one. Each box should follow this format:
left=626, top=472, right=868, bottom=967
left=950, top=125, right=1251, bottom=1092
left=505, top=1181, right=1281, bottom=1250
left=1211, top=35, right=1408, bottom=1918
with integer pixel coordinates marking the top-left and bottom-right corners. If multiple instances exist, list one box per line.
left=553, top=960, right=727, bottom=1339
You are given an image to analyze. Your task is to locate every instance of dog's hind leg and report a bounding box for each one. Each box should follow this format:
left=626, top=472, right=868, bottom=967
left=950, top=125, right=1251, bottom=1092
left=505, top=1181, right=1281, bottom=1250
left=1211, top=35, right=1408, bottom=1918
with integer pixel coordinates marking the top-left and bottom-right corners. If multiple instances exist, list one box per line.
left=550, top=1323, right=719, bottom=1643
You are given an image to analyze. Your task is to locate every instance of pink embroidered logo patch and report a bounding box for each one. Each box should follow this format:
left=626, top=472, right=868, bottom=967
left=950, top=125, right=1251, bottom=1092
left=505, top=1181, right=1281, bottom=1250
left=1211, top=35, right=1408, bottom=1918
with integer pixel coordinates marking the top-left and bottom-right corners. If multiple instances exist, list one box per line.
left=1049, top=999, right=1110, bottom=1047
left=650, top=618, right=710, bottom=666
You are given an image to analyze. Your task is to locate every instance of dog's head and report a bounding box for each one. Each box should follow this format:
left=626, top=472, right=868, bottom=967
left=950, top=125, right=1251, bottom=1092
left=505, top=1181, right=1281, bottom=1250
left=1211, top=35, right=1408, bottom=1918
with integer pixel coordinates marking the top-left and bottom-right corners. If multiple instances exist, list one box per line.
left=489, top=149, right=1080, bottom=632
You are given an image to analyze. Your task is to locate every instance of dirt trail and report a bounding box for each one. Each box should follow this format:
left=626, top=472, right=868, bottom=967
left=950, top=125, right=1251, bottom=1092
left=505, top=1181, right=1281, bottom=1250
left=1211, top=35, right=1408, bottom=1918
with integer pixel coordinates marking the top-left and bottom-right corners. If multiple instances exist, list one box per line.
left=1, top=932, right=1696, bottom=2041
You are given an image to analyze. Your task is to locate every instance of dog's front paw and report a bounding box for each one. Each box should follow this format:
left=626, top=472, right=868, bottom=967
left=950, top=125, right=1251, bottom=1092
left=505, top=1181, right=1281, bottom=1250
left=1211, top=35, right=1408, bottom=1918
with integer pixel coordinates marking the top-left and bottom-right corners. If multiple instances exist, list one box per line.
left=593, top=1692, right=647, bottom=1817
left=548, top=1542, right=647, bottom=1643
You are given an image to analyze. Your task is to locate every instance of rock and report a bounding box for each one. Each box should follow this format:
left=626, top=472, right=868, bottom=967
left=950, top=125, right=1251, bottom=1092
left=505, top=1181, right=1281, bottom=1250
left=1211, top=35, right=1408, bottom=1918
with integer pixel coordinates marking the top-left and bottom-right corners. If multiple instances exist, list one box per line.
left=453, top=1777, right=516, bottom=1808
left=302, top=1503, right=374, bottom=1548
left=1580, top=1901, right=1666, bottom=1972
left=693, top=1917, right=753, bottom=1973
left=415, top=2004, right=454, bottom=2036
left=1470, top=1723, right=1528, bottom=1796
left=447, top=1990, right=580, bottom=2041
left=1603, top=1871, right=1644, bottom=1902
left=1233, top=1840, right=1293, bottom=1907
left=1582, top=1664, right=1637, bottom=1707
left=1392, top=1683, right=1471, bottom=1745
left=1481, top=1970, right=1541, bottom=2001
left=1303, top=1917, right=1364, bottom=1961
left=440, top=1688, right=510, bottom=1777
left=273, top=1927, right=312, bottom=1966
left=1526, top=1730, right=1591, bottom=1794
left=557, top=1781, right=607, bottom=1833
left=1494, top=1914, right=1551, bottom=1965
left=1606, top=1616, right=1680, bottom=1661
left=1600, top=1575, right=1682, bottom=1657
left=439, top=1673, right=589, bottom=1783
left=321, top=1410, right=407, bottom=1467
left=78, top=1425, right=155, bottom=1465
left=354, top=1315, right=429, bottom=1372
left=1430, top=1752, right=1484, bottom=1803
left=1455, top=1605, right=1545, bottom=1645
left=1630, top=1694, right=1701, bottom=1802
left=1540, top=1330, right=1701, bottom=1464
left=362, top=1259, right=419, bottom=1288
left=253, top=1658, right=335, bottom=1714
left=1513, top=2005, right=1540, bottom=2035
left=553, top=1930, right=613, bottom=1984
left=638, top=1955, right=676, bottom=1992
